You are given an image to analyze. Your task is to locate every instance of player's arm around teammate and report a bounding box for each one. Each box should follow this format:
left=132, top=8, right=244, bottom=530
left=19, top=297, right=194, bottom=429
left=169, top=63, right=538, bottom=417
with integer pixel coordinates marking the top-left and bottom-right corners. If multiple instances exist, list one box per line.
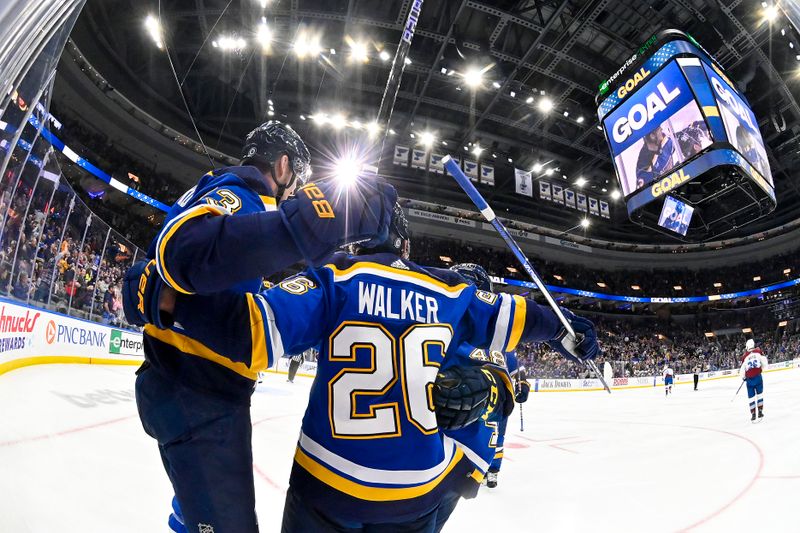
left=121, top=121, right=396, bottom=533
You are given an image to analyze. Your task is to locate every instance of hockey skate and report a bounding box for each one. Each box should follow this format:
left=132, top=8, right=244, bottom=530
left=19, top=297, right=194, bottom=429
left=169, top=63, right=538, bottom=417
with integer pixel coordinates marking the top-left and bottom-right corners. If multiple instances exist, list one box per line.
left=486, top=469, right=498, bottom=488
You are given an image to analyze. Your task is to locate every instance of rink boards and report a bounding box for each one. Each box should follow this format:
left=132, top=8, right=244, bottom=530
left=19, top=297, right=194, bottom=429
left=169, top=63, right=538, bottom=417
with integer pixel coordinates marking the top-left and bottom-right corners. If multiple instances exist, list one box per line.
left=1, top=298, right=796, bottom=393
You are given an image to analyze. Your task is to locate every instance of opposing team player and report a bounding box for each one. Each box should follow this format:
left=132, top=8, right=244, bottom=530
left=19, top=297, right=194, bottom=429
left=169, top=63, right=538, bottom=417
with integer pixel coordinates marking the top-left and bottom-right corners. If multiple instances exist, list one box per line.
left=739, top=339, right=768, bottom=422
left=135, top=202, right=599, bottom=531
left=663, top=364, right=674, bottom=396
left=122, top=121, right=396, bottom=532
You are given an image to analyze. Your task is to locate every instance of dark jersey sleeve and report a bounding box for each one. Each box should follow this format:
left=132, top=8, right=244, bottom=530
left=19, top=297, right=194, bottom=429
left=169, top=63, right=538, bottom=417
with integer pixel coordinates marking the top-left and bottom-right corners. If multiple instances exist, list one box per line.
left=154, top=185, right=303, bottom=294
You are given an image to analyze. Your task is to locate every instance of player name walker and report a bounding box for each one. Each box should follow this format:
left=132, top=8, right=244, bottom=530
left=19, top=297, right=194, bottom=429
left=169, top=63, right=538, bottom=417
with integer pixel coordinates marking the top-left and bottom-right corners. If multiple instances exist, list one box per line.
left=358, top=281, right=440, bottom=323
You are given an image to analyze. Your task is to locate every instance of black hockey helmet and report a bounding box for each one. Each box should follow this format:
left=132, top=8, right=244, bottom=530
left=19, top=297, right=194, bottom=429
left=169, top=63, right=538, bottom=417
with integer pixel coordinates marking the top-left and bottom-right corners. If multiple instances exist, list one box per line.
left=242, top=121, right=311, bottom=197
left=450, top=263, right=493, bottom=292
left=352, top=202, right=411, bottom=258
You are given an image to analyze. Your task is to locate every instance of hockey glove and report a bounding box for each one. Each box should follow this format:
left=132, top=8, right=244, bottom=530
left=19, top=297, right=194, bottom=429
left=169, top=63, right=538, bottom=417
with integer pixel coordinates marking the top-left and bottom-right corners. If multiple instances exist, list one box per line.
left=279, top=177, right=397, bottom=267
left=433, top=365, right=512, bottom=430
left=122, top=260, right=173, bottom=329
left=515, top=380, right=531, bottom=403
left=546, top=308, right=599, bottom=363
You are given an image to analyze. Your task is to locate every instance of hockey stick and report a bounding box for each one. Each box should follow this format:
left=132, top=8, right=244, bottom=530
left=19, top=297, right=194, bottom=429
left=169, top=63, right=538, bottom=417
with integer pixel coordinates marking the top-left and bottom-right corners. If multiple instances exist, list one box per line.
left=517, top=375, right=525, bottom=433
left=731, top=379, right=745, bottom=402
left=364, top=0, right=424, bottom=173
left=442, top=155, right=611, bottom=394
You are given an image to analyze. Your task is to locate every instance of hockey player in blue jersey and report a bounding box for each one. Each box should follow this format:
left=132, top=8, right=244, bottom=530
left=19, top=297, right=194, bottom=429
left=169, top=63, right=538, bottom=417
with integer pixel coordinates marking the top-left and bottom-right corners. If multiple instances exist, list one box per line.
left=122, top=121, right=397, bottom=532
left=448, top=263, right=534, bottom=489
left=134, top=202, right=599, bottom=532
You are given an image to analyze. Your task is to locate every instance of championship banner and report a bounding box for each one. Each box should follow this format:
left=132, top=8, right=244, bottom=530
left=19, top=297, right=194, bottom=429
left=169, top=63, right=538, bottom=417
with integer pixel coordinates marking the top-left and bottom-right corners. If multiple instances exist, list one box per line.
left=430, top=153, right=445, bottom=174
left=538, top=180, right=550, bottom=200
left=393, top=145, right=409, bottom=166
left=410, top=148, right=428, bottom=170
left=480, top=164, right=495, bottom=186
left=589, top=196, right=600, bottom=216
left=552, top=184, right=564, bottom=205
left=463, top=159, right=479, bottom=182
left=564, top=188, right=576, bottom=209
left=600, top=200, right=611, bottom=218
left=515, top=168, right=533, bottom=197
left=576, top=192, right=587, bottom=212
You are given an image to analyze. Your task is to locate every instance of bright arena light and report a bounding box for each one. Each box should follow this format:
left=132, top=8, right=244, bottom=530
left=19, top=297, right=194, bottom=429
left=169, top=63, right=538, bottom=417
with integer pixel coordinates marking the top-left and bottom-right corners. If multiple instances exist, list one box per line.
left=610, top=189, right=621, bottom=200
left=294, top=32, right=322, bottom=58
left=257, top=19, right=272, bottom=50
left=580, top=218, right=590, bottom=228
left=217, top=35, right=247, bottom=51
left=312, top=113, right=328, bottom=126
left=463, top=66, right=484, bottom=88
left=348, top=38, right=369, bottom=63
left=331, top=113, right=347, bottom=130
left=532, top=162, right=543, bottom=173
left=472, top=144, right=484, bottom=157
left=144, top=15, right=164, bottom=49
left=575, top=177, right=587, bottom=188
left=419, top=131, right=436, bottom=148
left=538, top=97, right=554, bottom=113
left=763, top=4, right=779, bottom=21
left=334, top=157, right=363, bottom=186
left=366, top=121, right=381, bottom=138
left=379, top=50, right=391, bottom=62
left=545, top=168, right=554, bottom=176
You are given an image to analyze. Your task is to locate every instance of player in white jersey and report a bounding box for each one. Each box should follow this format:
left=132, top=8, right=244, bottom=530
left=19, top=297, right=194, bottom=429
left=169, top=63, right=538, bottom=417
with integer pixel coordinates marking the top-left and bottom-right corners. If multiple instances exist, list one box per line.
left=739, top=339, right=768, bottom=422
left=663, top=365, right=674, bottom=396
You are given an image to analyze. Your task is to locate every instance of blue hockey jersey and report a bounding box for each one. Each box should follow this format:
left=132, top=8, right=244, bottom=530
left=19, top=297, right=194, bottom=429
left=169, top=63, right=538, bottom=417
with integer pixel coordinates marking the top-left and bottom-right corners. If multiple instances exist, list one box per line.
left=167, top=251, right=557, bottom=521
left=141, top=165, right=304, bottom=401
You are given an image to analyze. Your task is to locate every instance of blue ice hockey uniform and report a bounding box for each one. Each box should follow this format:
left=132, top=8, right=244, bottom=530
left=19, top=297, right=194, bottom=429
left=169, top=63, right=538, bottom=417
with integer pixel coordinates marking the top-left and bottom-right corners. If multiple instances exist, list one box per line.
left=168, top=251, right=565, bottom=523
left=444, top=345, right=512, bottom=490
left=142, top=165, right=305, bottom=400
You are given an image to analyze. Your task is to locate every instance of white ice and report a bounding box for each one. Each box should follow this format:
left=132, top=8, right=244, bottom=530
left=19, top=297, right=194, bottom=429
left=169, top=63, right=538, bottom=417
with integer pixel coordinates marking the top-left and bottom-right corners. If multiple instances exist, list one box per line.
left=1, top=364, right=798, bottom=532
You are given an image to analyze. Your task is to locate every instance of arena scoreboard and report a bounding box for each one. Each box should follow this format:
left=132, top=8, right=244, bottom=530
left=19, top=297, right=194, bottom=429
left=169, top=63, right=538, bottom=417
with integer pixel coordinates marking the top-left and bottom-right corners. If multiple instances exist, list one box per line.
left=596, top=30, right=776, bottom=242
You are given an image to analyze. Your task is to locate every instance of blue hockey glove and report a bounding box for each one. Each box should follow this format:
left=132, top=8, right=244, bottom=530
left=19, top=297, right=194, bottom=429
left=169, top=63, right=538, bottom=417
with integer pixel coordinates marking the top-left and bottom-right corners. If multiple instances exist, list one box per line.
left=279, top=177, right=397, bottom=267
left=122, top=260, right=173, bottom=329
left=168, top=496, right=187, bottom=533
left=515, top=380, right=530, bottom=403
left=546, top=308, right=599, bottom=363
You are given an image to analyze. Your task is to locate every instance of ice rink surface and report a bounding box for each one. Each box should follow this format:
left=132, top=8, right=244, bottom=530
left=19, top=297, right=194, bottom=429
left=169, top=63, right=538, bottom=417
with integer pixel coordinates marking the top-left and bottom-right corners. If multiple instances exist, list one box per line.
left=1, top=363, right=798, bottom=533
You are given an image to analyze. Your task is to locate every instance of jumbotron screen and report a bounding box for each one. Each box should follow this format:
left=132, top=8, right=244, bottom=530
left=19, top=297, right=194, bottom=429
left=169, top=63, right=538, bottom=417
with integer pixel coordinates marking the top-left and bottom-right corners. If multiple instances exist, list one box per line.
left=602, top=54, right=773, bottom=198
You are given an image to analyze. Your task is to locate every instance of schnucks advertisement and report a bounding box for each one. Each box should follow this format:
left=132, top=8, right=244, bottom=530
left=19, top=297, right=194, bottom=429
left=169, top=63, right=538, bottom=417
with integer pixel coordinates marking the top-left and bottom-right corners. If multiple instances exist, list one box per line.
left=702, top=63, right=773, bottom=188
left=604, top=60, right=712, bottom=197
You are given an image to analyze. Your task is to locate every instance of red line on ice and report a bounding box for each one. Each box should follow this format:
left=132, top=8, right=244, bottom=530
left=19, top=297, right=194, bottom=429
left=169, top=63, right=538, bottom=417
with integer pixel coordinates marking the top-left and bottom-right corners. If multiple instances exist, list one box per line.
left=254, top=463, right=286, bottom=493
left=0, top=414, right=137, bottom=447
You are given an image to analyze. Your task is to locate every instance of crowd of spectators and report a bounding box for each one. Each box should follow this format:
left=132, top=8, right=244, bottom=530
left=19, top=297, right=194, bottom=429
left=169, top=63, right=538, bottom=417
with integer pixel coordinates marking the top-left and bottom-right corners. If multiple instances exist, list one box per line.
left=515, top=316, right=800, bottom=379
left=0, top=162, right=134, bottom=327
left=411, top=235, right=800, bottom=301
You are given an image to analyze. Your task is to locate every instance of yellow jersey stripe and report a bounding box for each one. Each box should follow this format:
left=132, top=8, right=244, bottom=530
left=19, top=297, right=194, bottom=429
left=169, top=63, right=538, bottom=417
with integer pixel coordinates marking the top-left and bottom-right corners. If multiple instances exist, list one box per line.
left=702, top=105, right=720, bottom=117
left=506, top=295, right=527, bottom=352
left=325, top=262, right=468, bottom=293
left=144, top=324, right=258, bottom=380
left=247, top=293, right=269, bottom=372
left=294, top=446, right=465, bottom=501
left=260, top=195, right=277, bottom=211
left=469, top=469, right=485, bottom=483
left=157, top=204, right=227, bottom=294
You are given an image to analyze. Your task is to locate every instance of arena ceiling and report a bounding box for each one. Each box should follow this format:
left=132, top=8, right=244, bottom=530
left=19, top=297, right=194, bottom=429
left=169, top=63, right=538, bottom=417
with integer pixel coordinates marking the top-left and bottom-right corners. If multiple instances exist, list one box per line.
left=67, top=0, right=800, bottom=244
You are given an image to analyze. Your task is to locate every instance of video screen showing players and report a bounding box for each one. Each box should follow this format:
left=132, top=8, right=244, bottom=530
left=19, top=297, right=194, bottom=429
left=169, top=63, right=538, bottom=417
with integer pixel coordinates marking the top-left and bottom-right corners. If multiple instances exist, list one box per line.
left=703, top=63, right=773, bottom=187
left=604, top=60, right=713, bottom=198
left=657, top=195, right=694, bottom=236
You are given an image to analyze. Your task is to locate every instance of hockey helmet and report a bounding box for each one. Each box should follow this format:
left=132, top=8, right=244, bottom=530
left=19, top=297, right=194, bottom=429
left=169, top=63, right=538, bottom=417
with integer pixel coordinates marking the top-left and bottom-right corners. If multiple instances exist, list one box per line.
left=745, top=338, right=755, bottom=350
left=242, top=121, right=311, bottom=196
left=450, top=263, right=493, bottom=292
left=352, top=202, right=411, bottom=258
